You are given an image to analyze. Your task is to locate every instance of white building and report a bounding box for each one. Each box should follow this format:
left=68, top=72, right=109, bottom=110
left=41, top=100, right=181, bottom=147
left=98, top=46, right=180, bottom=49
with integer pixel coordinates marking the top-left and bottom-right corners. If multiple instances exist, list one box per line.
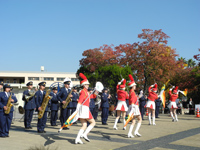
left=0, top=71, right=79, bottom=107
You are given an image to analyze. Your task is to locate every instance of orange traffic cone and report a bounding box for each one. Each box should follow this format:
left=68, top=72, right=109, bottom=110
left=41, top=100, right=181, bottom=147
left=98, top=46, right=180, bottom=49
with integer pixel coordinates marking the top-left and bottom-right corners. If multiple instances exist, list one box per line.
left=145, top=109, right=148, bottom=116
left=196, top=108, right=200, bottom=118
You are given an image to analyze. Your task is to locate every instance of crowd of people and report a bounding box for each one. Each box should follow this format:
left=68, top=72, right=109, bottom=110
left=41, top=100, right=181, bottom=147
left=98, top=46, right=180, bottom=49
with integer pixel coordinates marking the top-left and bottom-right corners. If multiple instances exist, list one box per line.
left=0, top=73, right=192, bottom=144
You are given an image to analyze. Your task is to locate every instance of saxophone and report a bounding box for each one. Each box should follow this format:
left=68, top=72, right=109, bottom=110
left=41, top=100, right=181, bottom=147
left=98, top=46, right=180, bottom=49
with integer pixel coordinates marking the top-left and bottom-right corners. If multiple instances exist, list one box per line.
left=5, top=93, right=13, bottom=114
left=38, top=89, right=52, bottom=119
left=62, top=89, right=73, bottom=109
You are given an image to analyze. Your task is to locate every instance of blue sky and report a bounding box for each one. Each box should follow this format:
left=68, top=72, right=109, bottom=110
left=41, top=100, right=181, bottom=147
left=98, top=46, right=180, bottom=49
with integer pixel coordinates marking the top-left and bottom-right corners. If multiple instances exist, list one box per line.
left=0, top=0, right=199, bottom=72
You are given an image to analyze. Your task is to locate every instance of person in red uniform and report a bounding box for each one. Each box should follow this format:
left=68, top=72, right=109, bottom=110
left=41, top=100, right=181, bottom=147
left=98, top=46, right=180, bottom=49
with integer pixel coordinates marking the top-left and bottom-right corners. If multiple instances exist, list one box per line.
left=168, top=86, right=179, bottom=122
left=146, top=83, right=158, bottom=125
left=75, top=73, right=97, bottom=144
left=113, top=79, right=129, bottom=130
left=127, top=75, right=142, bottom=138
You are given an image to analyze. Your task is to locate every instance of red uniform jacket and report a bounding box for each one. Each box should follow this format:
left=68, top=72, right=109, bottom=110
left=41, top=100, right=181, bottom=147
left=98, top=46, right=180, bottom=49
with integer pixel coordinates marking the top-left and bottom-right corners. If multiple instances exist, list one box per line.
left=169, top=91, right=178, bottom=102
left=129, top=89, right=138, bottom=105
left=147, top=86, right=158, bottom=102
left=116, top=85, right=129, bottom=101
left=78, top=88, right=89, bottom=107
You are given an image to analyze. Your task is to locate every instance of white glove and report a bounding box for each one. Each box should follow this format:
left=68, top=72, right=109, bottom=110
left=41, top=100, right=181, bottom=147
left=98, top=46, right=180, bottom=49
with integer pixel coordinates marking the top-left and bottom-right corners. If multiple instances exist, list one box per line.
left=170, top=88, right=173, bottom=91
left=76, top=103, right=81, bottom=111
left=150, top=85, right=154, bottom=87
left=172, top=86, right=175, bottom=89
left=118, top=82, right=121, bottom=85
left=120, top=78, right=124, bottom=82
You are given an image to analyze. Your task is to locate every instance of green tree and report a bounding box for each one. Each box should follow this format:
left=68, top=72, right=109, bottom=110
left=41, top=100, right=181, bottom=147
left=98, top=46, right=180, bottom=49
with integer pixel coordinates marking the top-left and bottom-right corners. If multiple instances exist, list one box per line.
left=76, top=65, right=133, bottom=94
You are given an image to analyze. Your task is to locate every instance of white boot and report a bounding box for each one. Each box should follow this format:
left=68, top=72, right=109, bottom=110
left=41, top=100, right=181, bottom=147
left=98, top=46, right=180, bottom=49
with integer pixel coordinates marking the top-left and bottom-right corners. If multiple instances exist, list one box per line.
left=113, top=118, right=119, bottom=130
left=75, top=129, right=84, bottom=144
left=148, top=115, right=151, bottom=125
left=128, top=125, right=134, bottom=138
left=175, top=114, right=178, bottom=122
left=152, top=117, right=156, bottom=125
left=134, top=123, right=142, bottom=137
left=171, top=112, right=175, bottom=122
left=81, top=125, right=94, bottom=142
left=123, top=119, right=126, bottom=130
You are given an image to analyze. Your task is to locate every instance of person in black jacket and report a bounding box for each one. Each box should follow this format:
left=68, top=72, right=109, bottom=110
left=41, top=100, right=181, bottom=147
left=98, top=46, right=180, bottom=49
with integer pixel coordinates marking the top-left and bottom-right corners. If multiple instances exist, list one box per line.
left=22, top=81, right=36, bottom=129
left=101, top=88, right=111, bottom=125
left=139, top=90, right=146, bottom=120
left=155, top=97, right=161, bottom=118
left=50, top=87, right=59, bottom=126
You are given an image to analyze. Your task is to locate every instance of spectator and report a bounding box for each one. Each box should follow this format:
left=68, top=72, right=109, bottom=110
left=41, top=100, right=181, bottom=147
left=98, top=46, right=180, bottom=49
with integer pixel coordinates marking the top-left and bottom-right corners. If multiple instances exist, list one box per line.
left=189, top=98, right=194, bottom=115
left=177, top=101, right=182, bottom=114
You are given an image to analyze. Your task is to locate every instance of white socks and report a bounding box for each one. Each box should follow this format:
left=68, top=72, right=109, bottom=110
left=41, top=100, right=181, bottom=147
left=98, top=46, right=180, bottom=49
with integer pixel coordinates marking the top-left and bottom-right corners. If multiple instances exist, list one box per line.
left=152, top=117, right=156, bottom=125
left=76, top=129, right=84, bottom=140
left=171, top=112, right=174, bottom=120
left=148, top=115, right=151, bottom=124
left=113, top=118, right=119, bottom=128
left=83, top=125, right=94, bottom=137
left=134, top=123, right=141, bottom=134
left=128, top=125, right=134, bottom=135
left=175, top=114, right=178, bottom=121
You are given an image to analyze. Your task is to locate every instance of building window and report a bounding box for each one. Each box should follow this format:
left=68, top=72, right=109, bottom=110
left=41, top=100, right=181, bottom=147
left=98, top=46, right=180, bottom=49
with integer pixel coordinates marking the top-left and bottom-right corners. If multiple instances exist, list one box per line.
left=13, top=79, right=17, bottom=83
left=44, top=77, right=54, bottom=81
left=57, top=78, right=65, bottom=81
left=28, top=77, right=39, bottom=81
left=71, top=78, right=79, bottom=81
left=6, top=79, right=10, bottom=83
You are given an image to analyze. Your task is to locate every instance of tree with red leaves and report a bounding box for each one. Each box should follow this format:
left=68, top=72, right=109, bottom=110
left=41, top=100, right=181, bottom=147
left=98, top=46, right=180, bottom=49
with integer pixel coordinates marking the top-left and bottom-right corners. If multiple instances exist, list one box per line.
left=194, top=48, right=200, bottom=66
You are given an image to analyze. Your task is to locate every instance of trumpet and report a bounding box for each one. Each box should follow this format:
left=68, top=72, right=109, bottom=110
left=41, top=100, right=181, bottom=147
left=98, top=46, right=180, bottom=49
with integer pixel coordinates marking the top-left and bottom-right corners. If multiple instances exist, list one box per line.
left=25, top=90, right=36, bottom=102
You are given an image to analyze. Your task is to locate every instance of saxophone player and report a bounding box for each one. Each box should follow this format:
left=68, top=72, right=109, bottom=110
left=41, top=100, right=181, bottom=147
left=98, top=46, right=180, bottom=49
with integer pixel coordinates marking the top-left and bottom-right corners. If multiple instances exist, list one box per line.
left=0, top=84, right=18, bottom=138
left=35, top=82, right=48, bottom=133
left=57, top=78, right=73, bottom=130
left=22, top=81, right=36, bottom=129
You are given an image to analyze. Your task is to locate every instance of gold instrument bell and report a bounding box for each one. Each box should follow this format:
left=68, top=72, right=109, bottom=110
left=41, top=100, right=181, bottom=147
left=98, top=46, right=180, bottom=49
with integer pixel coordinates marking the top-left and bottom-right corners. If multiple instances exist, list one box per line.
left=25, top=90, right=36, bottom=101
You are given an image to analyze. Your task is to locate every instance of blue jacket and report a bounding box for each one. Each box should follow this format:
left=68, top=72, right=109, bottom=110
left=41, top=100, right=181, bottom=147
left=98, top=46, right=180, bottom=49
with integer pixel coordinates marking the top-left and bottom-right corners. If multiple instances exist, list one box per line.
left=155, top=98, right=161, bottom=107
left=35, top=90, right=48, bottom=112
left=101, top=93, right=110, bottom=108
left=57, top=88, right=71, bottom=109
left=22, top=90, right=36, bottom=110
left=90, top=98, right=95, bottom=109
left=71, top=92, right=79, bottom=108
left=50, top=92, right=59, bottom=111
left=0, top=92, right=18, bottom=112
left=139, top=96, right=146, bottom=106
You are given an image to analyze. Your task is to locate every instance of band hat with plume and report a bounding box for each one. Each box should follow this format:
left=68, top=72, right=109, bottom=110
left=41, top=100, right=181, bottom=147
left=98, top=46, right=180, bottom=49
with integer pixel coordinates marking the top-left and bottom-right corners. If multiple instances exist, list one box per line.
left=79, top=73, right=90, bottom=86
left=173, top=86, right=178, bottom=93
left=128, top=74, right=136, bottom=87
left=120, top=79, right=126, bottom=89
left=152, top=83, right=158, bottom=92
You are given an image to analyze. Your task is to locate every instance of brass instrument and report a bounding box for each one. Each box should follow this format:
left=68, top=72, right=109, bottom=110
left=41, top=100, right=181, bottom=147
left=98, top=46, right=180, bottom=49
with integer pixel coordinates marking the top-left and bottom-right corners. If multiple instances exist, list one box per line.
left=38, top=89, right=52, bottom=119
left=25, top=90, right=36, bottom=102
left=62, top=89, right=73, bottom=109
left=95, top=95, right=101, bottom=105
left=4, top=93, right=13, bottom=114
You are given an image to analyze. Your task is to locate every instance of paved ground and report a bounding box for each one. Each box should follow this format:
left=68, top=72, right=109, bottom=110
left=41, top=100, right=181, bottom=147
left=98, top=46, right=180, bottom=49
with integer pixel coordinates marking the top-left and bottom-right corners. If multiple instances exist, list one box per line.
left=0, top=114, right=200, bottom=150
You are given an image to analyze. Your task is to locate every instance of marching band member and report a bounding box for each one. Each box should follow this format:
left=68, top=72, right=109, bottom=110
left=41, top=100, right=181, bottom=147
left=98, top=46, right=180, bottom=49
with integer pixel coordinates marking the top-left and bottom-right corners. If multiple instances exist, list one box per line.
left=50, top=87, right=59, bottom=126
left=35, top=82, right=48, bottom=133
left=57, top=78, right=73, bottom=130
left=75, top=73, right=96, bottom=144
left=71, top=87, right=79, bottom=124
left=89, top=87, right=96, bottom=118
left=139, top=90, right=146, bottom=120
left=101, top=88, right=111, bottom=125
left=22, top=81, right=36, bottom=129
left=127, top=75, right=142, bottom=138
left=146, top=83, right=158, bottom=125
left=0, top=84, right=18, bottom=137
left=0, top=81, right=4, bottom=92
left=113, top=79, right=129, bottom=130
left=168, top=86, right=179, bottom=122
